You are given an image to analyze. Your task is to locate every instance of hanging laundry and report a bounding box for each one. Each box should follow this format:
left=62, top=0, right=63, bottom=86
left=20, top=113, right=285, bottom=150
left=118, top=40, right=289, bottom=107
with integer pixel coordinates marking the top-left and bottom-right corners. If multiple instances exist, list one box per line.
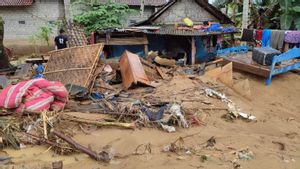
left=262, top=29, right=272, bottom=47
left=285, top=31, right=300, bottom=44
left=241, top=29, right=255, bottom=42
left=255, top=30, right=263, bottom=41
left=270, top=30, right=285, bottom=50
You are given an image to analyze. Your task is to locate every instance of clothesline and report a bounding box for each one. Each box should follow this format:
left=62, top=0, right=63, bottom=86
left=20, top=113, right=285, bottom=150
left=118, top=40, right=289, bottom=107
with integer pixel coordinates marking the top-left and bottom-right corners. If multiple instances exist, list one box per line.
left=241, top=29, right=300, bottom=49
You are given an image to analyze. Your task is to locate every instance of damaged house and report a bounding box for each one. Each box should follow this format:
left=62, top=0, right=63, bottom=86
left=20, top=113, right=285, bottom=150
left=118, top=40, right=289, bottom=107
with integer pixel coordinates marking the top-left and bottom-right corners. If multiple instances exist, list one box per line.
left=93, top=0, right=236, bottom=64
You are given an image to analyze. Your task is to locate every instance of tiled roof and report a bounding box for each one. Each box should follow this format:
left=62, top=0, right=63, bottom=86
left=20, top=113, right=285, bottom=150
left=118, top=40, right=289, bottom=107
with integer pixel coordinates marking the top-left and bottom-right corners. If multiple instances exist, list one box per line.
left=101, top=0, right=168, bottom=6
left=0, top=0, right=33, bottom=6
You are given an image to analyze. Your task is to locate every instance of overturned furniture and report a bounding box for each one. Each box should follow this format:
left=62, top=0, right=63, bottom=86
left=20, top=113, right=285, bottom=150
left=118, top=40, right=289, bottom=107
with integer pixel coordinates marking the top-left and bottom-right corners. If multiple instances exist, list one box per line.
left=44, top=44, right=104, bottom=88
left=119, top=51, right=153, bottom=90
left=219, top=47, right=300, bottom=86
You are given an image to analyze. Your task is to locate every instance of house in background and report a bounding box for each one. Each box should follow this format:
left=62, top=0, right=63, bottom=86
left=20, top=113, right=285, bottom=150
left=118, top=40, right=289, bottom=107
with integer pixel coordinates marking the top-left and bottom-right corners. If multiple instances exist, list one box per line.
left=103, top=0, right=168, bottom=25
left=0, top=0, right=168, bottom=40
left=0, top=0, right=167, bottom=55
left=94, top=0, right=236, bottom=64
left=71, top=0, right=168, bottom=25
left=0, top=0, right=65, bottom=40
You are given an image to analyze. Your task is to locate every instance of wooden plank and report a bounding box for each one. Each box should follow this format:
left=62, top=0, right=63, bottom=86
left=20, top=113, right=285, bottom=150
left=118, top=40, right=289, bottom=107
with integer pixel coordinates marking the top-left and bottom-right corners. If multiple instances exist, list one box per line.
left=205, top=62, right=233, bottom=86
left=223, top=58, right=270, bottom=77
left=97, top=37, right=148, bottom=45
left=156, top=67, right=168, bottom=80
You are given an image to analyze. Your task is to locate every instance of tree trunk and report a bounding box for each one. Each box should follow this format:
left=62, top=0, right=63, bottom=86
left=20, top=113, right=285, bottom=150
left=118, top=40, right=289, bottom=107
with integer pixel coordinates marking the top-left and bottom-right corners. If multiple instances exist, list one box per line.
left=0, top=17, right=11, bottom=69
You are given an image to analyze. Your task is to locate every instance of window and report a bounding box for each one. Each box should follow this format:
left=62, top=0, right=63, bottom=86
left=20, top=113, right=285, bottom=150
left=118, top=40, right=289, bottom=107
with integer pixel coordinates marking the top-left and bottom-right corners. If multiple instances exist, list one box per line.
left=18, top=21, right=25, bottom=24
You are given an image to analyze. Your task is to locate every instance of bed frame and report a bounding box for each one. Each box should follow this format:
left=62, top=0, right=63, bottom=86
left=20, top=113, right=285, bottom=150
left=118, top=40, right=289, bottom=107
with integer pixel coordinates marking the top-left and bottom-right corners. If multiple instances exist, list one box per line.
left=217, top=47, right=300, bottom=86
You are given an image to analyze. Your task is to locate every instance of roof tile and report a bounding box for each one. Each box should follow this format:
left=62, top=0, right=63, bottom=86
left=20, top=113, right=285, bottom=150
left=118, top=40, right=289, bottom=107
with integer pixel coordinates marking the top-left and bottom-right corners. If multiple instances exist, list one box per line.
left=0, top=0, right=33, bottom=6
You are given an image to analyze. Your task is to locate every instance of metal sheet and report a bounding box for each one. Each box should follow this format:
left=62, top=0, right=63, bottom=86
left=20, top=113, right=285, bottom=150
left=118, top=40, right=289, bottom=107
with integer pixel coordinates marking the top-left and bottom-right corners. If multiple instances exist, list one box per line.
left=119, top=50, right=151, bottom=90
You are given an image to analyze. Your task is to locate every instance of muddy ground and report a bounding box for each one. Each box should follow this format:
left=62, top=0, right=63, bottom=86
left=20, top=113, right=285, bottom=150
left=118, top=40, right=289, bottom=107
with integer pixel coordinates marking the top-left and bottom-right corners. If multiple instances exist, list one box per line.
left=3, top=71, right=300, bottom=169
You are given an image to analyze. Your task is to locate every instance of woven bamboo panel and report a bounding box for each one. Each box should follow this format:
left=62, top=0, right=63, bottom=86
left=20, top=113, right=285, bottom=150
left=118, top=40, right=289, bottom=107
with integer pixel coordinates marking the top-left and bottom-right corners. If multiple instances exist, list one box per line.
left=44, top=44, right=104, bottom=87
left=66, top=23, right=88, bottom=47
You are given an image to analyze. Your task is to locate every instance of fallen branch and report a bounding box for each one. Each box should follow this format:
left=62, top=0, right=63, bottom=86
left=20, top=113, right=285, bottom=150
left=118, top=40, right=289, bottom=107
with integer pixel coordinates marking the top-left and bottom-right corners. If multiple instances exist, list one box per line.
left=62, top=115, right=136, bottom=129
left=52, top=130, right=99, bottom=161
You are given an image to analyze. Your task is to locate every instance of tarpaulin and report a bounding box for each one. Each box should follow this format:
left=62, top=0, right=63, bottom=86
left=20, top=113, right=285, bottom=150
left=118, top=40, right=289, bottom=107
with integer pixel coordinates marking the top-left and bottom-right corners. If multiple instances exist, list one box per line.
left=0, top=78, right=68, bottom=113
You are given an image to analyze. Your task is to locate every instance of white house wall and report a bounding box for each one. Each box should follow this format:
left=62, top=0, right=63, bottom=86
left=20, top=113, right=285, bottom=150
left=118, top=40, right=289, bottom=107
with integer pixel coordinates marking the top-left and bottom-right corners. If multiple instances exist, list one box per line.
left=155, top=0, right=218, bottom=24
left=0, top=0, right=65, bottom=40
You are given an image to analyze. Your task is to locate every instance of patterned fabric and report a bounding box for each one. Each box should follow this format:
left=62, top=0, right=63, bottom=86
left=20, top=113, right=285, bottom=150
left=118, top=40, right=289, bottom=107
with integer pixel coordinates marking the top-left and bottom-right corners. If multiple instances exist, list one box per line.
left=0, top=0, right=33, bottom=6
left=285, top=31, right=300, bottom=44
left=0, top=78, right=68, bottom=113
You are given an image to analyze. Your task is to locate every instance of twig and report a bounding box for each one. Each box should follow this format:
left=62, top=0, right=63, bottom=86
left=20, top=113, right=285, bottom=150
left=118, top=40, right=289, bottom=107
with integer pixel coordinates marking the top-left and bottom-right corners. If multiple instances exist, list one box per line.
left=42, top=111, right=48, bottom=139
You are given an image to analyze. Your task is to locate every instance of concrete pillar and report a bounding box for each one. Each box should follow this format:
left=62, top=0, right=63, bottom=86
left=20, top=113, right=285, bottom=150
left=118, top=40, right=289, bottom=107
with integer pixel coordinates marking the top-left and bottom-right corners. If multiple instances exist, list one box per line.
left=64, top=0, right=71, bottom=21
left=242, top=0, right=249, bottom=29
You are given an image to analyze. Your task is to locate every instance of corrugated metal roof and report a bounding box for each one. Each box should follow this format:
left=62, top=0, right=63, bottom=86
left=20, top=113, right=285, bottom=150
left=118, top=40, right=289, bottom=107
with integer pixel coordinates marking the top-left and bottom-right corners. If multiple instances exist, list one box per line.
left=140, top=26, right=237, bottom=36
left=0, top=0, right=33, bottom=6
left=100, top=0, right=168, bottom=6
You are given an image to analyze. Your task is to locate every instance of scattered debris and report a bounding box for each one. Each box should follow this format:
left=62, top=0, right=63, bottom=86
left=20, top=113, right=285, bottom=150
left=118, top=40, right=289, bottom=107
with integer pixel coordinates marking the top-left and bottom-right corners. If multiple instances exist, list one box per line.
left=119, top=51, right=153, bottom=90
left=154, top=56, right=176, bottom=67
left=52, top=130, right=107, bottom=162
left=272, top=141, right=286, bottom=151
left=236, top=149, right=254, bottom=161
left=205, top=88, right=256, bottom=121
left=206, top=136, right=216, bottom=148
left=200, top=155, right=209, bottom=162
left=44, top=44, right=104, bottom=88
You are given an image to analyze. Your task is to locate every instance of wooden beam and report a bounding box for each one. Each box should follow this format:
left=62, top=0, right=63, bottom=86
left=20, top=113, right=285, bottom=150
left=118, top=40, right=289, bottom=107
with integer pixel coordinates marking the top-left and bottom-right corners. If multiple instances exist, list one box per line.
left=191, top=37, right=196, bottom=65
left=223, top=58, right=270, bottom=77
left=97, top=37, right=148, bottom=45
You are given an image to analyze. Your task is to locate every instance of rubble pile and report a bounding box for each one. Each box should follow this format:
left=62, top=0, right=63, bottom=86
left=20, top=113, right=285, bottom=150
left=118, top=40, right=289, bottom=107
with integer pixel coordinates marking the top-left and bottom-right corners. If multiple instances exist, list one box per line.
left=0, top=45, right=256, bottom=166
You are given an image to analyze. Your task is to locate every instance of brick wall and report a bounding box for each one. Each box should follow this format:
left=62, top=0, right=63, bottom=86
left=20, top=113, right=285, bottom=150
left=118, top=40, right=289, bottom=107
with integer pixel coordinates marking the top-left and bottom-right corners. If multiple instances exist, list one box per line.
left=0, top=0, right=65, bottom=40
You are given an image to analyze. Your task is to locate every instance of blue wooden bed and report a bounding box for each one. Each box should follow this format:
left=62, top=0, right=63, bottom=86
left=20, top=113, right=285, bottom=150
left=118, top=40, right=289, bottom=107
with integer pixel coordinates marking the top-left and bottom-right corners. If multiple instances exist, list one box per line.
left=217, top=46, right=300, bottom=86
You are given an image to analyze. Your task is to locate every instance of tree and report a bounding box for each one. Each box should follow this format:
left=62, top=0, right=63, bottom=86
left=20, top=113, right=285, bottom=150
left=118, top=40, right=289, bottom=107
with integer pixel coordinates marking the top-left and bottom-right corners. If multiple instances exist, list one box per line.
left=0, top=16, right=12, bottom=69
left=73, top=0, right=137, bottom=33
left=213, top=0, right=300, bottom=30
left=279, top=0, right=300, bottom=30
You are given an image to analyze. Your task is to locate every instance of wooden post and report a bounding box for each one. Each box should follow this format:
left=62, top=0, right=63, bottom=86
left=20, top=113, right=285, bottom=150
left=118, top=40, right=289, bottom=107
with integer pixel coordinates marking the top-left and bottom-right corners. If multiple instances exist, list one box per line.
left=191, top=37, right=196, bottom=65
left=231, top=33, right=235, bottom=47
left=144, top=34, right=148, bottom=57
left=144, top=44, right=149, bottom=57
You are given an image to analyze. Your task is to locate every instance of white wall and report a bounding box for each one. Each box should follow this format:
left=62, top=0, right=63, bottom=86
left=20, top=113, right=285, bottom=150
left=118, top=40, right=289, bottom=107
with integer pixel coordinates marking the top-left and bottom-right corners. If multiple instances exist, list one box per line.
left=0, top=0, right=65, bottom=40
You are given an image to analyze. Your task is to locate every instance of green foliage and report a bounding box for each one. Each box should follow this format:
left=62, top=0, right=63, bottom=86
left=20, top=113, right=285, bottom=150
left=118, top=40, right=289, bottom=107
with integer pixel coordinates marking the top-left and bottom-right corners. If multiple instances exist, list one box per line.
left=29, top=22, right=60, bottom=56
left=213, top=0, right=300, bottom=30
left=279, top=0, right=300, bottom=29
left=73, top=1, right=137, bottom=33
left=29, top=25, right=53, bottom=46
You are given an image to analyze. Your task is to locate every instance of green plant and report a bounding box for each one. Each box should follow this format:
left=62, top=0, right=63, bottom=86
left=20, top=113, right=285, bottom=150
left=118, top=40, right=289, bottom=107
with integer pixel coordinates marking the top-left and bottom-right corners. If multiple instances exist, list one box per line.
left=30, top=25, right=53, bottom=46
left=73, top=0, right=137, bottom=33
left=279, top=0, right=300, bottom=29
left=29, top=23, right=59, bottom=56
